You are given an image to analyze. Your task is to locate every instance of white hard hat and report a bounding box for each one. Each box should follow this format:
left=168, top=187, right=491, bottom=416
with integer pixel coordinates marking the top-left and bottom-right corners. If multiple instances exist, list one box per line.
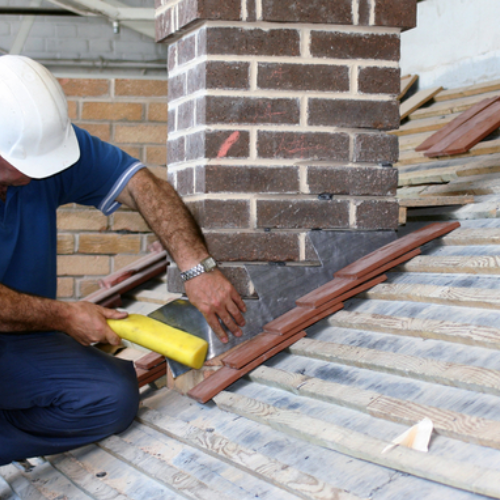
left=0, top=55, right=80, bottom=179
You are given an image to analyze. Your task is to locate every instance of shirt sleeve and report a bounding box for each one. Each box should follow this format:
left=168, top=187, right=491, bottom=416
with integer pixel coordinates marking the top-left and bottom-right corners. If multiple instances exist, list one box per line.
left=55, top=125, right=146, bottom=215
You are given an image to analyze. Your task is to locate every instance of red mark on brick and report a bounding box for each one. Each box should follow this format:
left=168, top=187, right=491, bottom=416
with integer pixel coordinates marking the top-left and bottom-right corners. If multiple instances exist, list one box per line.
left=217, top=131, right=241, bottom=158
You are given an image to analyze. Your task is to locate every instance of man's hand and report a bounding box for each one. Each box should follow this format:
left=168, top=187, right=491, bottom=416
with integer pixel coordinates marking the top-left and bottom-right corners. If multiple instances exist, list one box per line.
left=60, top=302, right=128, bottom=346
left=184, top=270, right=246, bottom=343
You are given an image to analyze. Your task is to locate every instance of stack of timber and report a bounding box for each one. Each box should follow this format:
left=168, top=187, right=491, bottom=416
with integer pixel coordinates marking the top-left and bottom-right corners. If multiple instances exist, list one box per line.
left=394, top=77, right=500, bottom=223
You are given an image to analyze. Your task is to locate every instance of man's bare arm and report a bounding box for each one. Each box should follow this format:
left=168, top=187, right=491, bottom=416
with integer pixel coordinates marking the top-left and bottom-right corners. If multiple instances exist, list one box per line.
left=116, top=169, right=247, bottom=343
left=0, top=282, right=126, bottom=345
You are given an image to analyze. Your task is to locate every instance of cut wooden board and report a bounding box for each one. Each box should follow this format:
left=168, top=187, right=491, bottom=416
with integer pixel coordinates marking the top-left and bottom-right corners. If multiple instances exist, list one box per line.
left=397, top=196, right=474, bottom=207
left=397, top=137, right=500, bottom=166
left=415, top=173, right=500, bottom=197
left=334, top=222, right=460, bottom=280
left=99, top=434, right=235, bottom=500
left=187, top=331, right=307, bottom=404
left=416, top=96, right=500, bottom=152
left=399, top=74, right=418, bottom=100
left=408, top=90, right=500, bottom=121
left=400, top=87, right=443, bottom=121
left=441, top=227, right=500, bottom=245
left=398, top=255, right=500, bottom=275
left=364, top=282, right=500, bottom=311
left=425, top=100, right=500, bottom=157
left=390, top=113, right=457, bottom=137
left=138, top=407, right=362, bottom=500
left=214, top=391, right=500, bottom=499
left=434, top=78, right=500, bottom=102
left=250, top=365, right=500, bottom=450
left=297, top=251, right=420, bottom=308
left=399, top=206, right=407, bottom=225
left=328, top=310, right=500, bottom=350
left=289, top=338, right=500, bottom=396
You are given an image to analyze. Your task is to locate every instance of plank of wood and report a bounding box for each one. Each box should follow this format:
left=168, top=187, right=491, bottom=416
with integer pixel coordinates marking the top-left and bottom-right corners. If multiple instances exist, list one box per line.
left=425, top=100, right=500, bottom=157
left=250, top=365, right=500, bottom=450
left=399, top=74, right=418, bottom=101
left=441, top=228, right=500, bottom=245
left=214, top=391, right=500, bottom=499
left=399, top=207, right=407, bottom=224
left=334, top=222, right=460, bottom=280
left=138, top=407, right=362, bottom=500
left=409, top=90, right=500, bottom=121
left=434, top=78, right=500, bottom=102
left=399, top=131, right=434, bottom=151
left=328, top=310, right=500, bottom=350
left=289, top=337, right=500, bottom=396
left=49, top=454, right=132, bottom=500
left=416, top=173, right=500, bottom=197
left=398, top=255, right=500, bottom=275
left=187, top=331, right=307, bottom=404
left=298, top=251, right=419, bottom=308
left=135, top=352, right=165, bottom=370
left=364, top=282, right=500, bottom=311
left=400, top=87, right=443, bottom=121
left=415, top=96, right=500, bottom=152
left=397, top=196, right=474, bottom=207
left=99, top=434, right=235, bottom=500
left=390, top=113, right=457, bottom=137
left=398, top=167, right=459, bottom=187
left=397, top=137, right=500, bottom=166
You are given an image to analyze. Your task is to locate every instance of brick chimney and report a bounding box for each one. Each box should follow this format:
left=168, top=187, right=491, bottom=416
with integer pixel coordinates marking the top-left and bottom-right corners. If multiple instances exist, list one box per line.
left=156, top=0, right=417, bottom=299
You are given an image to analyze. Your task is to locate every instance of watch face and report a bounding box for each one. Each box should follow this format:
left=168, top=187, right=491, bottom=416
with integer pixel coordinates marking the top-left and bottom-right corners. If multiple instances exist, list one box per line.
left=202, top=257, right=216, bottom=271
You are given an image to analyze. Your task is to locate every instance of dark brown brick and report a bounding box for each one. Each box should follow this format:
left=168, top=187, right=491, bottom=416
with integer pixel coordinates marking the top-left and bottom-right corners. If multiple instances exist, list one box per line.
left=187, top=199, right=251, bottom=229
left=178, top=34, right=196, bottom=66
left=353, top=133, right=399, bottom=163
left=247, top=0, right=257, bottom=21
left=187, top=62, right=205, bottom=94
left=310, top=32, right=400, bottom=61
left=155, top=9, right=173, bottom=43
left=176, top=166, right=194, bottom=196
left=258, top=131, right=350, bottom=161
left=168, top=73, right=186, bottom=102
left=205, top=130, right=250, bottom=159
left=168, top=108, right=176, bottom=134
left=262, top=0, right=352, bottom=24
left=258, top=63, right=349, bottom=92
left=186, top=131, right=205, bottom=161
left=206, top=232, right=301, bottom=261
left=168, top=265, right=256, bottom=297
left=257, top=199, right=349, bottom=229
left=196, top=165, right=299, bottom=194
left=207, top=28, right=300, bottom=57
left=167, top=136, right=185, bottom=164
left=307, top=166, right=398, bottom=196
left=207, top=61, right=250, bottom=90
left=374, top=0, right=417, bottom=29
left=203, top=96, right=300, bottom=125
left=355, top=200, right=399, bottom=230
left=197, top=26, right=207, bottom=56
left=359, top=67, right=400, bottom=95
left=178, top=99, right=195, bottom=130
left=309, top=99, right=399, bottom=130
left=358, top=0, right=371, bottom=25
left=178, top=0, right=242, bottom=30
left=168, top=44, right=177, bottom=72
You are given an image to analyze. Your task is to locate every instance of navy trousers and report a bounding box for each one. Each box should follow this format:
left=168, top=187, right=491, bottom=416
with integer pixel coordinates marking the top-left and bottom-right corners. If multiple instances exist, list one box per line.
left=0, top=331, right=139, bottom=465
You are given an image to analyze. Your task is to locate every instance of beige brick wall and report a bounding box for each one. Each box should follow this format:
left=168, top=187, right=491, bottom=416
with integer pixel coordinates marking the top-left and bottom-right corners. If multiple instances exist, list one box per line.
left=56, top=77, right=168, bottom=300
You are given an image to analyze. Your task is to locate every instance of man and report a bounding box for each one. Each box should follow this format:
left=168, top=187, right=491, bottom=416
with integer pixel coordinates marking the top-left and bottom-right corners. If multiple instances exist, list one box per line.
left=0, top=55, right=246, bottom=465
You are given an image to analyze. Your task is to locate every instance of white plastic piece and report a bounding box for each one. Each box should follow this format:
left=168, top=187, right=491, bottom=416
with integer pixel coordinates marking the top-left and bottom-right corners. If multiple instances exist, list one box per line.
left=382, top=417, right=434, bottom=454
left=0, top=55, right=80, bottom=178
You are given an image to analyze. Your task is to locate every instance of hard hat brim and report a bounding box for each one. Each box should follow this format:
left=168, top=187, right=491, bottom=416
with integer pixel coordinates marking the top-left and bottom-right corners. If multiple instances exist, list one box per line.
left=4, top=123, right=81, bottom=180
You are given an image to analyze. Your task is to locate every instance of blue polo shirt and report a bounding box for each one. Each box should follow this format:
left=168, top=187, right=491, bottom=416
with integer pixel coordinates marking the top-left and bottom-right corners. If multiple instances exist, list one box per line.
left=0, top=125, right=145, bottom=299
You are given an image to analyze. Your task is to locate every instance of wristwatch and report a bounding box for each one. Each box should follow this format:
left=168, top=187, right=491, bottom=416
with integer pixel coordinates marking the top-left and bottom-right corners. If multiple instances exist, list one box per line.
left=180, top=256, right=217, bottom=282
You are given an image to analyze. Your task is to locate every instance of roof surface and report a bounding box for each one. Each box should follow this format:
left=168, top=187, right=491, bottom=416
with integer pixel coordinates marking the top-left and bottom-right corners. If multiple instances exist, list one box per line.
left=3, top=79, right=500, bottom=499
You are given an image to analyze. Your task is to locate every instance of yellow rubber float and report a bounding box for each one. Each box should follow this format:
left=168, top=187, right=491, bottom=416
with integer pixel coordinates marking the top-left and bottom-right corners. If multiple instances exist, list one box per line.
left=107, top=314, right=208, bottom=369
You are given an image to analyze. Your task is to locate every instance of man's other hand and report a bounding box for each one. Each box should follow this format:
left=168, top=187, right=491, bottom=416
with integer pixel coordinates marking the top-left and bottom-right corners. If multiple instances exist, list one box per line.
left=184, top=270, right=246, bottom=343
left=62, top=302, right=127, bottom=346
